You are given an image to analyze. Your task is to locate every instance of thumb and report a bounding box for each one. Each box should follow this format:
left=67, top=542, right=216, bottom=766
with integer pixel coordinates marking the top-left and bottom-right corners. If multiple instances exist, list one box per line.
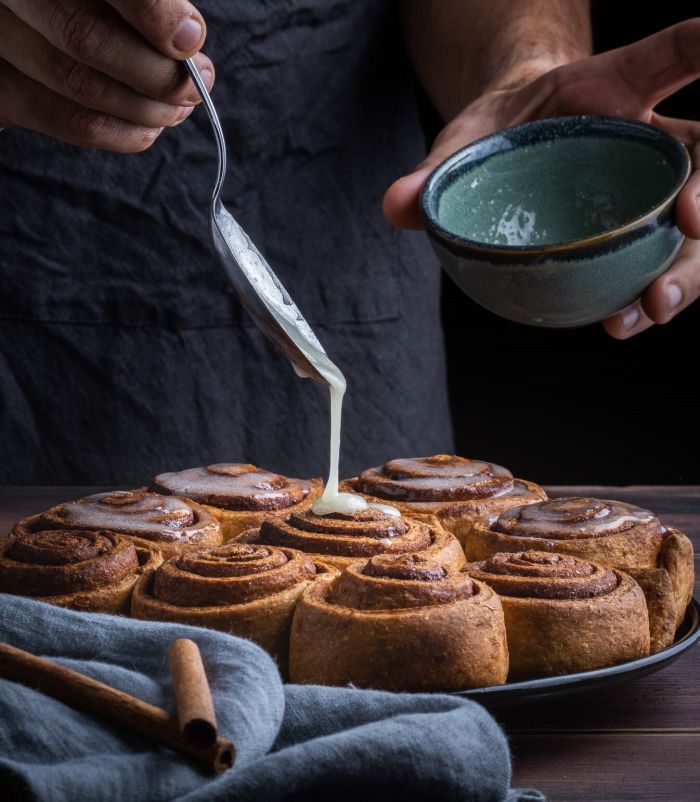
left=383, top=115, right=494, bottom=230
left=382, top=166, right=433, bottom=230
left=106, top=0, right=206, bottom=58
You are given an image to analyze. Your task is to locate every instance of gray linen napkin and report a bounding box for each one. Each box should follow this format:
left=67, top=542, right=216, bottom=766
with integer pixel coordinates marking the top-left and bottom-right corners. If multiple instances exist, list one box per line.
left=0, top=594, right=543, bottom=801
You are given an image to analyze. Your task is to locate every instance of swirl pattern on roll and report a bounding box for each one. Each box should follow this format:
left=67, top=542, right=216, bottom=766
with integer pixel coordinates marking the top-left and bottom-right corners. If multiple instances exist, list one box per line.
left=329, top=553, right=475, bottom=610
left=468, top=495, right=694, bottom=653
left=343, top=456, right=547, bottom=544
left=250, top=508, right=464, bottom=570
left=468, top=551, right=619, bottom=599
left=151, top=463, right=315, bottom=511
left=289, top=552, right=509, bottom=690
left=131, top=542, right=332, bottom=674
left=151, top=543, right=318, bottom=607
left=465, top=550, right=651, bottom=679
left=0, top=530, right=138, bottom=597
left=24, top=490, right=222, bottom=549
left=356, top=455, right=516, bottom=502
left=261, top=509, right=428, bottom=557
left=492, top=497, right=661, bottom=540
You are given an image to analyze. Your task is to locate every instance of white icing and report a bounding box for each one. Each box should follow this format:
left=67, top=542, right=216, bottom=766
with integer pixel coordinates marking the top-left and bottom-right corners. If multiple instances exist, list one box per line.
left=491, top=203, right=537, bottom=245
left=216, top=204, right=399, bottom=519
left=368, top=502, right=401, bottom=518
left=311, top=365, right=399, bottom=518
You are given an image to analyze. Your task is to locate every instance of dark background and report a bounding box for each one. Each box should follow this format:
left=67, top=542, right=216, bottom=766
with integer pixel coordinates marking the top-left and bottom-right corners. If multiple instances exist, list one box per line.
left=442, top=4, right=700, bottom=485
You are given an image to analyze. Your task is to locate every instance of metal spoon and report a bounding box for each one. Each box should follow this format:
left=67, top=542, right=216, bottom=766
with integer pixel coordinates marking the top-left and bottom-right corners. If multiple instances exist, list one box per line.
left=183, top=59, right=340, bottom=387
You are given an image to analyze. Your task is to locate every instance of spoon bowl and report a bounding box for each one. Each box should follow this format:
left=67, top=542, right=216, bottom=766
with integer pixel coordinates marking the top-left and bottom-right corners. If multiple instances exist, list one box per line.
left=184, top=59, right=335, bottom=384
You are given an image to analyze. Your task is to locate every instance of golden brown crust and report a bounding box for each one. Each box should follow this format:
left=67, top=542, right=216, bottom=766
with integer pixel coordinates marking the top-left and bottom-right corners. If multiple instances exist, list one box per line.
left=467, top=498, right=695, bottom=651
left=0, top=529, right=162, bottom=614
left=342, top=454, right=546, bottom=546
left=232, top=509, right=465, bottom=571
left=626, top=568, right=678, bottom=652
left=149, top=463, right=323, bottom=541
left=466, top=551, right=650, bottom=679
left=131, top=542, right=337, bottom=675
left=658, top=529, right=695, bottom=628
left=199, top=490, right=322, bottom=542
left=289, top=553, right=509, bottom=691
left=14, top=490, right=223, bottom=558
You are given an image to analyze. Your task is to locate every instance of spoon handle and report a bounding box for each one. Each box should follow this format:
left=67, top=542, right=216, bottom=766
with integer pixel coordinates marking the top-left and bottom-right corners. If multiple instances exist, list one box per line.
left=184, top=59, right=227, bottom=203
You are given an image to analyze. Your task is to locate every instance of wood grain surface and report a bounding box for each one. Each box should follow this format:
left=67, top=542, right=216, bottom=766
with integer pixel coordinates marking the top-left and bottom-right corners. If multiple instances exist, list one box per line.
left=1, top=485, right=698, bottom=801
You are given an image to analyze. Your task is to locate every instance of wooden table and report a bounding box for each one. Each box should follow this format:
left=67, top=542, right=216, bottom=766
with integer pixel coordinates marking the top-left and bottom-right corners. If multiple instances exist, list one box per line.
left=1, top=486, right=698, bottom=802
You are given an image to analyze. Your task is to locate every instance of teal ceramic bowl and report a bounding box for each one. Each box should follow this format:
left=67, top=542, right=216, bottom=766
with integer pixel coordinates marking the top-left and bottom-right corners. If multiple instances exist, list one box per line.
left=420, top=116, right=691, bottom=327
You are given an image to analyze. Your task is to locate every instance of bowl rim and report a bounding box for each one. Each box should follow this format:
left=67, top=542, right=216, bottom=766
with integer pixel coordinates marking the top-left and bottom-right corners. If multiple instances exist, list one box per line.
left=419, top=114, right=691, bottom=256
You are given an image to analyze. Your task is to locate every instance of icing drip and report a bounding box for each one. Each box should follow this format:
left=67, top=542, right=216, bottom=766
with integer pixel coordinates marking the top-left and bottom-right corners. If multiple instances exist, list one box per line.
left=312, top=367, right=399, bottom=518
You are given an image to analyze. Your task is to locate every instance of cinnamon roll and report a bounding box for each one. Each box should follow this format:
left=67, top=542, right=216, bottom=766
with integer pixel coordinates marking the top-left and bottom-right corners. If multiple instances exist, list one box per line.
left=467, top=497, right=695, bottom=651
left=342, top=455, right=546, bottom=548
left=150, top=463, right=322, bottom=540
left=0, top=528, right=161, bottom=613
left=13, top=490, right=223, bottom=558
left=233, top=507, right=465, bottom=571
left=131, top=542, right=336, bottom=674
left=289, top=553, right=508, bottom=691
left=467, top=551, right=650, bottom=679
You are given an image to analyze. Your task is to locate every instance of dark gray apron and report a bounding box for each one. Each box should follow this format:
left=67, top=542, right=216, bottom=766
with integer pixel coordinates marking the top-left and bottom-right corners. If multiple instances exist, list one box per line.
left=0, top=0, right=452, bottom=484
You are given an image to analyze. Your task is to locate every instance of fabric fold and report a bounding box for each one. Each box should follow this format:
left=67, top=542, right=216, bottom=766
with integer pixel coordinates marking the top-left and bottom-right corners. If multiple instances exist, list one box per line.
left=0, top=594, right=543, bottom=802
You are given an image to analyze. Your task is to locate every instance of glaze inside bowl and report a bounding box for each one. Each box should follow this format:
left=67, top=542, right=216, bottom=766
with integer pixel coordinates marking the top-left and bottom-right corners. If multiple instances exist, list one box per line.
left=419, top=116, right=691, bottom=328
left=436, top=137, right=680, bottom=247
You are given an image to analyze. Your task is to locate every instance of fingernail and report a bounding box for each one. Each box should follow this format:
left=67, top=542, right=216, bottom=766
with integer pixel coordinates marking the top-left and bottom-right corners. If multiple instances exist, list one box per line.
left=621, top=307, right=640, bottom=330
left=666, top=283, right=682, bottom=312
left=170, top=105, right=195, bottom=127
left=187, top=69, right=213, bottom=103
left=173, top=17, right=202, bottom=52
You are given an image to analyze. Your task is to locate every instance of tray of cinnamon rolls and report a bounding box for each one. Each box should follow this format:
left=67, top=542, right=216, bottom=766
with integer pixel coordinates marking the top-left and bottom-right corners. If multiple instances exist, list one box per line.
left=1, top=456, right=697, bottom=702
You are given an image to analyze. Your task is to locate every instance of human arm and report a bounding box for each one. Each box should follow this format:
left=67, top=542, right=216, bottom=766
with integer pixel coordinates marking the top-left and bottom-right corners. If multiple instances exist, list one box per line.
left=384, top=2, right=700, bottom=338
left=0, top=0, right=214, bottom=152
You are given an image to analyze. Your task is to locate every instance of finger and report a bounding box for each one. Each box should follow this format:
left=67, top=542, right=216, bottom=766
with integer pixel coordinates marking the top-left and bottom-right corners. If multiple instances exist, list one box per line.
left=382, top=167, right=432, bottom=229
left=3, top=0, right=214, bottom=105
left=105, top=0, right=205, bottom=58
left=649, top=112, right=700, bottom=149
left=645, top=118, right=700, bottom=239
left=639, top=238, right=700, bottom=324
left=673, top=143, right=700, bottom=239
left=0, top=57, right=163, bottom=152
left=0, top=7, right=191, bottom=129
left=602, top=18, right=700, bottom=108
left=603, top=300, right=656, bottom=340
left=382, top=112, right=499, bottom=229
left=382, top=82, right=550, bottom=231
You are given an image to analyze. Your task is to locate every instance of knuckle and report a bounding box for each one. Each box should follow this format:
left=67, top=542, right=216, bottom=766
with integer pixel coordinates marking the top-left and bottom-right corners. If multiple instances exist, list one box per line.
left=51, top=2, right=116, bottom=63
left=140, top=0, right=167, bottom=28
left=61, top=60, right=108, bottom=106
left=66, top=104, right=161, bottom=152
left=672, top=23, right=699, bottom=83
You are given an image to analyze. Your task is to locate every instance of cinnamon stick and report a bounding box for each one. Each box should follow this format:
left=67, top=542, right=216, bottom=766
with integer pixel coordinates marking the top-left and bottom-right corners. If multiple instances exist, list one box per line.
left=168, top=639, right=217, bottom=748
left=0, top=641, right=235, bottom=773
